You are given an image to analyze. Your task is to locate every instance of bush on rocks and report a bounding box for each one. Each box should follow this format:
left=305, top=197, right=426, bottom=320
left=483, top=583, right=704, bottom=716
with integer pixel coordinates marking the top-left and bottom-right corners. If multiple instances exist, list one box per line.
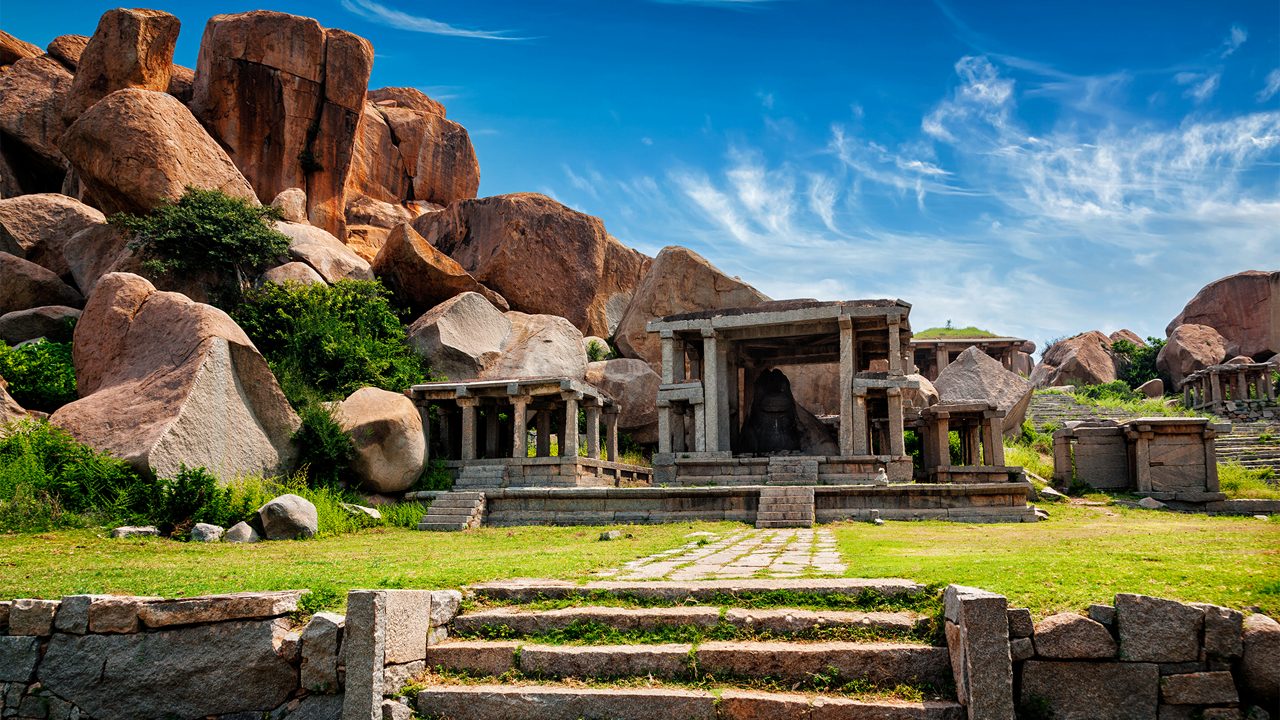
left=0, top=339, right=77, bottom=412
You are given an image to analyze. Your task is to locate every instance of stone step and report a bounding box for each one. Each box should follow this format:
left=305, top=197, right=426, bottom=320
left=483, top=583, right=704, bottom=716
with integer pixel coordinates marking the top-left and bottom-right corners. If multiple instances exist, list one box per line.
left=418, top=491, right=487, bottom=532
left=467, top=578, right=925, bottom=604
left=427, top=640, right=950, bottom=687
left=451, top=605, right=926, bottom=637
left=415, top=685, right=965, bottom=720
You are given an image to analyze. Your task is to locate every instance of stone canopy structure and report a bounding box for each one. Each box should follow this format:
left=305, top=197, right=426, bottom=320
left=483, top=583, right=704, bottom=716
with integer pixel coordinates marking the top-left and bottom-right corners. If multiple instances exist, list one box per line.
left=911, top=335, right=1029, bottom=382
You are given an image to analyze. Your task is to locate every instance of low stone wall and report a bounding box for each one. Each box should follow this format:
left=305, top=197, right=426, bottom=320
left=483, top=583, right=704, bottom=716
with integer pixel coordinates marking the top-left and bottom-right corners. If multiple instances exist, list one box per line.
left=0, top=588, right=464, bottom=720
left=944, top=584, right=1279, bottom=720
left=483, top=486, right=759, bottom=526
left=656, top=455, right=914, bottom=486
left=815, top=483, right=1035, bottom=523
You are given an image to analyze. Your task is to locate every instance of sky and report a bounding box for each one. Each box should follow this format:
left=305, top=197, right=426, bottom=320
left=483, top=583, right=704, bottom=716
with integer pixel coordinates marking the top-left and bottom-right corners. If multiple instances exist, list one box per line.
left=4, top=0, right=1279, bottom=348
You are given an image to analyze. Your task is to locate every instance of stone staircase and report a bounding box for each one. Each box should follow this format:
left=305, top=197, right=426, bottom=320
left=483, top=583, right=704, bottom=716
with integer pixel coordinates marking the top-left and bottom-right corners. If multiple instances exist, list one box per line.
left=417, top=492, right=487, bottom=531
left=766, top=456, right=820, bottom=484
left=755, top=486, right=815, bottom=528
left=410, top=578, right=961, bottom=719
left=454, top=464, right=508, bottom=489
left=1029, top=392, right=1280, bottom=476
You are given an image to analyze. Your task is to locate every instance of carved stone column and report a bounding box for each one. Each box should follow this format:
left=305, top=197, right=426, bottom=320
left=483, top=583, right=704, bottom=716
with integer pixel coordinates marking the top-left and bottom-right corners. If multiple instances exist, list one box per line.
left=458, top=397, right=480, bottom=461
left=511, top=396, right=529, bottom=459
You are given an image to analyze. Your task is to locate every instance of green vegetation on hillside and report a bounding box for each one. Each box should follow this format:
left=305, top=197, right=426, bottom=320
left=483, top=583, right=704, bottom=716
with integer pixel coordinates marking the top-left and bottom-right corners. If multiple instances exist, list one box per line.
left=912, top=325, right=998, bottom=339
left=1111, top=337, right=1169, bottom=390
left=0, top=339, right=77, bottom=413
left=1039, top=384, right=1200, bottom=417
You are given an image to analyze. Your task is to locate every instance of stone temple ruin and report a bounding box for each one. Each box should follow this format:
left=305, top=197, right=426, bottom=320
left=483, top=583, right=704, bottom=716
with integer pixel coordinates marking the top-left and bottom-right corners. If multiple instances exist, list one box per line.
left=414, top=298, right=1037, bottom=530
left=1182, top=361, right=1277, bottom=420
left=911, top=334, right=1030, bottom=381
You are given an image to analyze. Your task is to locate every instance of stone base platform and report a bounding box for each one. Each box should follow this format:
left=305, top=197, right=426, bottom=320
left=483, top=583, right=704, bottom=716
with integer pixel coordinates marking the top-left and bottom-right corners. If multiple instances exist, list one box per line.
left=653, top=454, right=914, bottom=487
left=442, top=457, right=654, bottom=489
left=433, top=482, right=1035, bottom=528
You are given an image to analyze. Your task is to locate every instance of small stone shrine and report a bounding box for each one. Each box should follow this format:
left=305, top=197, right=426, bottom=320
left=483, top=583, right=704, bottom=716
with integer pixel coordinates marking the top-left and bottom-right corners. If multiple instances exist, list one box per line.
left=914, top=401, right=1017, bottom=484
left=911, top=335, right=1029, bottom=381
left=1182, top=361, right=1277, bottom=420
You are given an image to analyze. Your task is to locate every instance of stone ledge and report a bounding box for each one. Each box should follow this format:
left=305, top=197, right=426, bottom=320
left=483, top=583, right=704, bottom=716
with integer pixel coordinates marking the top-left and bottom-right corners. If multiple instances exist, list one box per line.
left=137, top=590, right=305, bottom=628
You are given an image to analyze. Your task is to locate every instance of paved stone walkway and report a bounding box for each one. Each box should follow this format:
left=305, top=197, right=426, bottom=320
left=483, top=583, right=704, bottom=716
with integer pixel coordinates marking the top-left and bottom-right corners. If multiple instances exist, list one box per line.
left=598, top=529, right=846, bottom=581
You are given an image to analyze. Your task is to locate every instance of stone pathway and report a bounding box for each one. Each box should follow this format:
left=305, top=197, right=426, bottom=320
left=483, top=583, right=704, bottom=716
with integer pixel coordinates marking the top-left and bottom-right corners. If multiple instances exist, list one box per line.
left=598, top=529, right=846, bottom=581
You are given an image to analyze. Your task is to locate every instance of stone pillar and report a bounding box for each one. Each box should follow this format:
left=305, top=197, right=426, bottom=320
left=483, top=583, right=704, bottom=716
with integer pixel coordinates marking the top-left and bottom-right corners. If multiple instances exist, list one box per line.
left=1209, top=371, right=1222, bottom=408
left=839, top=317, right=856, bottom=456
left=1052, top=434, right=1071, bottom=484
left=657, top=401, right=672, bottom=455
left=1236, top=369, right=1249, bottom=403
left=715, top=338, right=731, bottom=451
left=853, top=389, right=870, bottom=455
left=985, top=415, right=1005, bottom=466
left=1204, top=426, right=1220, bottom=492
left=605, top=407, right=620, bottom=462
left=693, top=400, right=706, bottom=452
left=935, top=347, right=949, bottom=381
left=511, top=397, right=529, bottom=459
left=585, top=402, right=601, bottom=460
left=943, top=585, right=1015, bottom=720
left=440, top=407, right=454, bottom=460
left=933, top=413, right=951, bottom=471
left=661, top=332, right=677, bottom=384
left=484, top=404, right=500, bottom=459
left=964, top=425, right=980, bottom=466
left=458, top=398, right=479, bottom=461
left=536, top=409, right=551, bottom=457
left=888, top=320, right=902, bottom=375
left=887, top=387, right=905, bottom=457
left=701, top=330, right=720, bottom=453
left=561, top=393, right=580, bottom=458
left=1267, top=370, right=1277, bottom=401
left=673, top=404, right=688, bottom=453
left=1132, top=428, right=1152, bottom=493
left=418, top=403, right=432, bottom=467
left=1184, top=384, right=1193, bottom=408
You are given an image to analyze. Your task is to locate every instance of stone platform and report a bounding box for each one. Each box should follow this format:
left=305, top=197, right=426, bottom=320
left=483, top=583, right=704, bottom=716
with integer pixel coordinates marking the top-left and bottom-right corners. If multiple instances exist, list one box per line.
left=411, top=482, right=1036, bottom=528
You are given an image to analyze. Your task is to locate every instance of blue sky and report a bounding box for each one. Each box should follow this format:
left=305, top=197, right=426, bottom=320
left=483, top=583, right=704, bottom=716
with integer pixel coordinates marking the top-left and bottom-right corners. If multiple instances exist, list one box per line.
left=5, top=0, right=1279, bottom=347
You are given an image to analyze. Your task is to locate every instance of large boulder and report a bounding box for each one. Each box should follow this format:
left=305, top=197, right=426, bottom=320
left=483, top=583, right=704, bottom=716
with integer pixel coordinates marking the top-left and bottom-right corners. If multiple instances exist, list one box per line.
left=411, top=193, right=651, bottom=338
left=335, top=387, right=425, bottom=493
left=585, top=359, right=661, bottom=444
left=60, top=89, right=257, bottom=214
left=259, top=262, right=325, bottom=287
left=257, top=494, right=318, bottom=540
left=406, top=293, right=588, bottom=381
left=1167, top=270, right=1280, bottom=359
left=1156, top=324, right=1228, bottom=389
left=61, top=8, right=181, bottom=122
left=1109, top=329, right=1144, bottom=347
left=377, top=101, right=479, bottom=206
left=0, top=305, right=81, bottom=344
left=934, top=346, right=1032, bottom=435
left=1, top=381, right=25, bottom=425
left=345, top=102, right=411, bottom=209
left=63, top=223, right=132, bottom=296
left=46, top=35, right=89, bottom=71
left=0, top=252, right=83, bottom=313
left=0, top=55, right=73, bottom=194
left=1030, top=331, right=1119, bottom=388
left=192, top=11, right=373, bottom=239
left=275, top=221, right=373, bottom=283
left=0, top=193, right=105, bottom=277
left=1240, top=613, right=1280, bottom=709
left=50, top=273, right=299, bottom=479
left=407, top=292, right=510, bottom=381
left=372, top=222, right=507, bottom=313
left=0, top=30, right=41, bottom=69
left=615, top=245, right=769, bottom=369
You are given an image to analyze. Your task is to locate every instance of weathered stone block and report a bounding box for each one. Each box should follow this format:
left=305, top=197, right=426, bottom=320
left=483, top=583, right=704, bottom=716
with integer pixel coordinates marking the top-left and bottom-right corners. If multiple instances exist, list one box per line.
left=1021, top=660, right=1158, bottom=720
left=53, top=594, right=102, bottom=634
left=9, top=598, right=59, bottom=636
left=1115, top=594, right=1204, bottom=663
left=1089, top=604, right=1116, bottom=626
left=342, top=590, right=387, bottom=720
left=716, top=690, right=809, bottom=719
left=944, top=584, right=1014, bottom=720
left=0, top=599, right=9, bottom=632
left=521, top=643, right=692, bottom=679
left=429, top=590, right=463, bottom=630
left=1159, top=671, right=1239, bottom=705
left=427, top=640, right=518, bottom=676
left=1033, top=612, right=1117, bottom=659
left=383, top=659, right=426, bottom=692
left=1006, top=608, right=1033, bottom=638
left=138, top=590, right=303, bottom=628
left=1010, top=637, right=1034, bottom=662
left=37, top=619, right=297, bottom=720
left=1240, top=613, right=1279, bottom=710
left=0, top=636, right=40, bottom=682
left=88, top=595, right=159, bottom=633
left=383, top=590, right=433, bottom=666
left=300, top=611, right=344, bottom=694
left=1190, top=603, right=1244, bottom=658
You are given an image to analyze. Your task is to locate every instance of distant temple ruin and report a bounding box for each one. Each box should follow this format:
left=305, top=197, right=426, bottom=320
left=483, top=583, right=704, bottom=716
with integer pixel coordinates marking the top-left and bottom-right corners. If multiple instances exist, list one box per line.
left=910, top=335, right=1030, bottom=381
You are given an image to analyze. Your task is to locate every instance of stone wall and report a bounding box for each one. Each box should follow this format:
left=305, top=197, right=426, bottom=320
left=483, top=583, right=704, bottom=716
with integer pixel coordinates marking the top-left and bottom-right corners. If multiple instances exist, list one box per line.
left=944, top=584, right=1279, bottom=720
left=0, top=588, right=463, bottom=720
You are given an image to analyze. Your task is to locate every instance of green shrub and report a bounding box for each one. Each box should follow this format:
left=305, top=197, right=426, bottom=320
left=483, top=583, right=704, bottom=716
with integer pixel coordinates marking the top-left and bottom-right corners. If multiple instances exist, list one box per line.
left=293, top=404, right=356, bottom=488
left=232, top=280, right=426, bottom=405
left=415, top=458, right=454, bottom=491
left=586, top=339, right=612, bottom=362
left=1218, top=462, right=1280, bottom=500
left=155, top=465, right=236, bottom=533
left=110, top=187, right=290, bottom=306
left=1076, top=381, right=1141, bottom=402
left=0, top=419, right=154, bottom=531
left=0, top=340, right=77, bottom=412
left=1111, top=337, right=1168, bottom=390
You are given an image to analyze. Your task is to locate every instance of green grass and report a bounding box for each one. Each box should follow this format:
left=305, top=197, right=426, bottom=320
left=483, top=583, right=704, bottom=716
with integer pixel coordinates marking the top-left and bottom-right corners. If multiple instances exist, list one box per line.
left=455, top=618, right=933, bottom=646
left=912, top=326, right=997, bottom=339
left=1035, top=387, right=1201, bottom=418
left=1004, top=443, right=1052, bottom=481
left=1219, top=462, right=1280, bottom=500
left=829, top=503, right=1279, bottom=617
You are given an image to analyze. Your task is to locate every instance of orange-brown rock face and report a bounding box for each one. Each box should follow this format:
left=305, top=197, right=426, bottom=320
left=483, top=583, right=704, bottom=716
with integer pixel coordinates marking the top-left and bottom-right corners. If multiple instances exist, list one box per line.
left=1167, top=270, right=1280, bottom=360
left=62, top=8, right=181, bottom=122
left=0, top=30, right=41, bottom=70
left=59, top=88, right=257, bottom=215
left=614, top=245, right=769, bottom=368
left=45, top=35, right=89, bottom=71
left=191, top=11, right=372, bottom=239
left=372, top=222, right=508, bottom=314
left=346, top=103, right=411, bottom=206
left=411, top=193, right=650, bottom=338
left=1029, top=330, right=1119, bottom=388
left=0, top=55, right=73, bottom=193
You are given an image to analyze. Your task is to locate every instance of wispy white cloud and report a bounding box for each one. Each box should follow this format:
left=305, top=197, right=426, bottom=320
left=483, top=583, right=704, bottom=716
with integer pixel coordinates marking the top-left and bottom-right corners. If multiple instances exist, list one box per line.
left=1176, top=71, right=1221, bottom=103
left=1221, top=24, right=1248, bottom=58
left=340, top=0, right=523, bottom=40
left=1259, top=69, right=1280, bottom=103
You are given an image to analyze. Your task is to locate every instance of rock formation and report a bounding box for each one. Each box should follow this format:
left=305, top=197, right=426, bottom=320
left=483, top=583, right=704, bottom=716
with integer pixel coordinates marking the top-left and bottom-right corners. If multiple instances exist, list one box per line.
left=935, top=347, right=1032, bottom=434
left=274, top=221, right=373, bottom=283
left=411, top=193, right=650, bottom=337
left=0, top=305, right=81, bottom=344
left=51, top=272, right=299, bottom=479
left=259, top=262, right=326, bottom=287
left=615, top=245, right=768, bottom=370
left=46, top=35, right=89, bottom=71
left=0, top=193, right=105, bottom=278
left=0, top=54, right=73, bottom=194
left=1030, top=331, right=1119, bottom=388
left=334, top=387, right=425, bottom=493
left=372, top=222, right=507, bottom=313
left=60, top=89, right=257, bottom=214
left=1156, top=324, right=1228, bottom=389
left=1167, top=270, right=1280, bottom=360
left=191, top=11, right=373, bottom=239
left=0, top=378, right=26, bottom=425
left=0, top=30, right=42, bottom=70
left=585, top=358, right=661, bottom=443
left=61, top=8, right=181, bottom=122
left=0, top=252, right=83, bottom=313
left=484, top=312, right=588, bottom=381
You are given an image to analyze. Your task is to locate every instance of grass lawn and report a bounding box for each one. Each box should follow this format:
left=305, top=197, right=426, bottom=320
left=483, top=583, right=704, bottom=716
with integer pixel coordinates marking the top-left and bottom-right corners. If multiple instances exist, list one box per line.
left=2, top=506, right=1276, bottom=617
left=912, top=326, right=997, bottom=339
